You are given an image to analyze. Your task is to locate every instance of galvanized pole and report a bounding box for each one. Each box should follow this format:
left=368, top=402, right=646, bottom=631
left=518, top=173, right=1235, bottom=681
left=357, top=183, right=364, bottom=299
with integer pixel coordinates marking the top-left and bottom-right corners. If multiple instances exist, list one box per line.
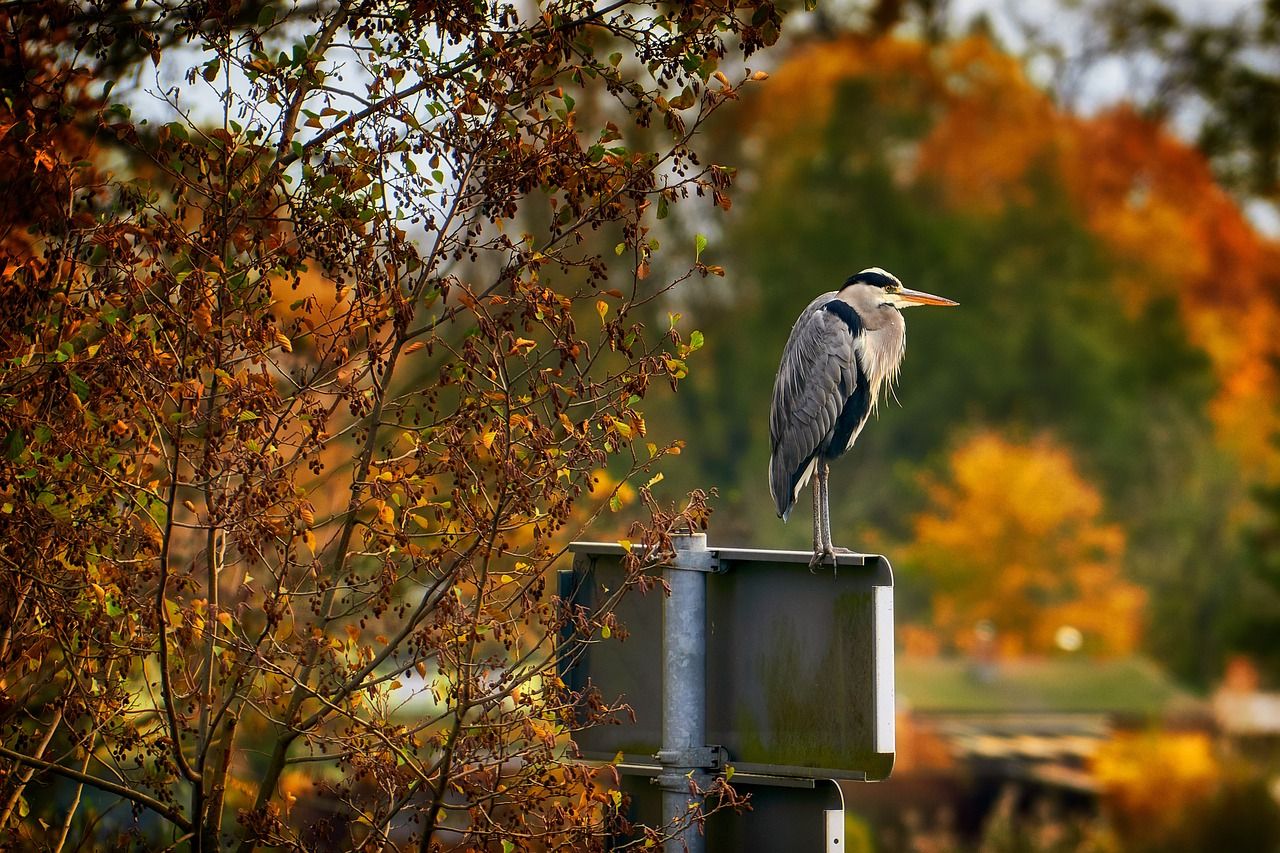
left=655, top=531, right=711, bottom=853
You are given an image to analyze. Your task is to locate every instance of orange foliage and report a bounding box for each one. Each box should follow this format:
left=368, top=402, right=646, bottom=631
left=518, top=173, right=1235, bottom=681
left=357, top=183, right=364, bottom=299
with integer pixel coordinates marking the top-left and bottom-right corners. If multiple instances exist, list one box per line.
left=748, top=35, right=939, bottom=185
left=898, top=623, right=943, bottom=657
left=919, top=46, right=1280, bottom=477
left=1061, top=111, right=1280, bottom=472
left=758, top=34, right=1280, bottom=478
left=917, top=37, right=1063, bottom=214
left=892, top=711, right=956, bottom=775
left=905, top=432, right=1144, bottom=656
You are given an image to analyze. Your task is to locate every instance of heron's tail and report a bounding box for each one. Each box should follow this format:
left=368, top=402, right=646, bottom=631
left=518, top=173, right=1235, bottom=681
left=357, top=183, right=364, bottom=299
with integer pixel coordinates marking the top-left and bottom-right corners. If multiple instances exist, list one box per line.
left=771, top=452, right=817, bottom=522
left=769, top=451, right=800, bottom=521
left=769, top=454, right=789, bottom=521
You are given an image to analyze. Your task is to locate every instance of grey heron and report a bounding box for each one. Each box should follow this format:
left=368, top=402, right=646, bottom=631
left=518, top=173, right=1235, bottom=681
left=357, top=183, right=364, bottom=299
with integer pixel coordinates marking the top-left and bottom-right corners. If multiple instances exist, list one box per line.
left=768, top=267, right=957, bottom=567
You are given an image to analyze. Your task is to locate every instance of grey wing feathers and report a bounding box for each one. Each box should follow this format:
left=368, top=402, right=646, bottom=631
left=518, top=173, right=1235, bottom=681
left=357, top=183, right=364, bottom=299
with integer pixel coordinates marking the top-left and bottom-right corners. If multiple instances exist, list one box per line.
left=768, top=294, right=859, bottom=519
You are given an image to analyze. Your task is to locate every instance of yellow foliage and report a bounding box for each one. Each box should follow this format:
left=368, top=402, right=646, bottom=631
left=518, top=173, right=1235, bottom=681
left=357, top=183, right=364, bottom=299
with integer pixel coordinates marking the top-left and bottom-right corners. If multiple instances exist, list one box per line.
left=1093, top=730, right=1218, bottom=836
left=906, top=431, right=1144, bottom=655
left=587, top=469, right=636, bottom=508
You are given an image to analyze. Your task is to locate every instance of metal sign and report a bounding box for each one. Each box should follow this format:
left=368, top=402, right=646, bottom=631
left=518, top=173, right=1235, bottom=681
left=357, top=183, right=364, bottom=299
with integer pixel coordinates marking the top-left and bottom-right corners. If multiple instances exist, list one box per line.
left=558, top=541, right=895, bottom=782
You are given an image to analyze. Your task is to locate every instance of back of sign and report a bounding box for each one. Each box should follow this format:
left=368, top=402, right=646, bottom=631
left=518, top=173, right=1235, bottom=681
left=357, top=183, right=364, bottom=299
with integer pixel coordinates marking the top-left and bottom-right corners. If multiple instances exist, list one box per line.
left=559, top=544, right=895, bottom=781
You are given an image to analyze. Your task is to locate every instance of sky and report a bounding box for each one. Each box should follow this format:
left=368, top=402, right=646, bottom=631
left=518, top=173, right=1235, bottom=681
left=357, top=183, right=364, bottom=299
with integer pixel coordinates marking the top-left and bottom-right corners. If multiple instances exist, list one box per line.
left=950, top=0, right=1264, bottom=112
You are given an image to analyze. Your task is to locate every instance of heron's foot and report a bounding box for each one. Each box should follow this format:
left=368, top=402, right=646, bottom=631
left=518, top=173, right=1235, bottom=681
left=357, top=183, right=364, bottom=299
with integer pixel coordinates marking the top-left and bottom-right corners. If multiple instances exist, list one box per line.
left=809, top=546, right=839, bottom=572
left=808, top=545, right=854, bottom=573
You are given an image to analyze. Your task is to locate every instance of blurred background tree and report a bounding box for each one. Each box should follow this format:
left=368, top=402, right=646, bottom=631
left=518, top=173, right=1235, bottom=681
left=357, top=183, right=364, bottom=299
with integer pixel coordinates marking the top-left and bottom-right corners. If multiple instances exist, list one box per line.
left=903, top=431, right=1144, bottom=658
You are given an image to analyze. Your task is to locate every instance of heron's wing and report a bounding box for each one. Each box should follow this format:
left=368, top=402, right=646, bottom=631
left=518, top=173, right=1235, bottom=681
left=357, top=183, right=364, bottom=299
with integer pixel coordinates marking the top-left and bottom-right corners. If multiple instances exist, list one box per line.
left=768, top=296, right=860, bottom=519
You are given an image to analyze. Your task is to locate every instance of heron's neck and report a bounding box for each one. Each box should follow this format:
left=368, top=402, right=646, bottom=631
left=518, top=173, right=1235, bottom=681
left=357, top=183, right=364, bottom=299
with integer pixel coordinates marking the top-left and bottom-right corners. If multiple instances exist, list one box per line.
left=832, top=287, right=907, bottom=399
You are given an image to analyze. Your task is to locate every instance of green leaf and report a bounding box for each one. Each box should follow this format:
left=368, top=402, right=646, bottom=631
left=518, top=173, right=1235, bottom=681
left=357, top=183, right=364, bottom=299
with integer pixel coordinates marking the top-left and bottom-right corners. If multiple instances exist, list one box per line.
left=4, top=429, right=24, bottom=461
left=689, top=330, right=704, bottom=351
left=695, top=233, right=707, bottom=262
left=237, top=411, right=260, bottom=422
left=609, top=494, right=622, bottom=513
left=502, top=842, right=514, bottom=853
left=257, top=4, right=276, bottom=27
left=68, top=371, right=90, bottom=399
left=42, top=497, right=71, bottom=523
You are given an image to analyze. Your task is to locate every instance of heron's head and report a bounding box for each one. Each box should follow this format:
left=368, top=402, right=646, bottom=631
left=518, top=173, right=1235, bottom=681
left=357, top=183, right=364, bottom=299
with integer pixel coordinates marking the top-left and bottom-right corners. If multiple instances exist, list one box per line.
left=839, top=267, right=958, bottom=312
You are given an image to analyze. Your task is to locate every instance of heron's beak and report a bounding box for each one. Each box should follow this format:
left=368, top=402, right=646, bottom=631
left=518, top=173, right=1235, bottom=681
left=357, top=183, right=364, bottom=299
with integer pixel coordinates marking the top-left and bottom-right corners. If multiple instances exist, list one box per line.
left=898, top=287, right=958, bottom=307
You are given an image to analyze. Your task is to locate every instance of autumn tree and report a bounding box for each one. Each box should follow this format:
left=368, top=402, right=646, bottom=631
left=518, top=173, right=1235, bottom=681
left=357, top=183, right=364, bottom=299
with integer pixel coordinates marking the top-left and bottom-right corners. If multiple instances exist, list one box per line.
left=898, top=432, right=1143, bottom=655
left=0, top=2, right=790, bottom=849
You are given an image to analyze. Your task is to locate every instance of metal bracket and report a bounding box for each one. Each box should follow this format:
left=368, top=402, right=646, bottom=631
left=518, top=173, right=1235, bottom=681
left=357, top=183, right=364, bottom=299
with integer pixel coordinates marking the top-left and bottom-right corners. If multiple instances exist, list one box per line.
left=653, top=745, right=728, bottom=772
left=667, top=549, right=720, bottom=573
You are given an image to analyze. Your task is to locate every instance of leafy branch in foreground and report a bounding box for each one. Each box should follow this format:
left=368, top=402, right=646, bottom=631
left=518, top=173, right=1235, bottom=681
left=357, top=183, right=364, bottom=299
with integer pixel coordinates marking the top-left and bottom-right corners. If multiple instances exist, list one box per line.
left=0, top=1, right=791, bottom=849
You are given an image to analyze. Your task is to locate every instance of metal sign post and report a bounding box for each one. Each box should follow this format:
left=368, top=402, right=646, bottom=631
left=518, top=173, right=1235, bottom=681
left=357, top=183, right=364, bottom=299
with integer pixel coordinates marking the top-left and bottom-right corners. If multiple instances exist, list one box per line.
left=558, top=534, right=895, bottom=851
left=656, top=533, right=715, bottom=853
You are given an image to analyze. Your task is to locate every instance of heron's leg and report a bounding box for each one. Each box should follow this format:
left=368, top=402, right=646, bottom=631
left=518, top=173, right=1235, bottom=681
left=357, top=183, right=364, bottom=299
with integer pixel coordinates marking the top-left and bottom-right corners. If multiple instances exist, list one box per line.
left=809, top=473, right=823, bottom=568
left=819, top=460, right=835, bottom=563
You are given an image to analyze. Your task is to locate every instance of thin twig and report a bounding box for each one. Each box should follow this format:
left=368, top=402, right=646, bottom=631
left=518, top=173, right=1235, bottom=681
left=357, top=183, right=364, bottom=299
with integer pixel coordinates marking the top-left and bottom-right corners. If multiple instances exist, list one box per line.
left=0, top=745, right=193, bottom=832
